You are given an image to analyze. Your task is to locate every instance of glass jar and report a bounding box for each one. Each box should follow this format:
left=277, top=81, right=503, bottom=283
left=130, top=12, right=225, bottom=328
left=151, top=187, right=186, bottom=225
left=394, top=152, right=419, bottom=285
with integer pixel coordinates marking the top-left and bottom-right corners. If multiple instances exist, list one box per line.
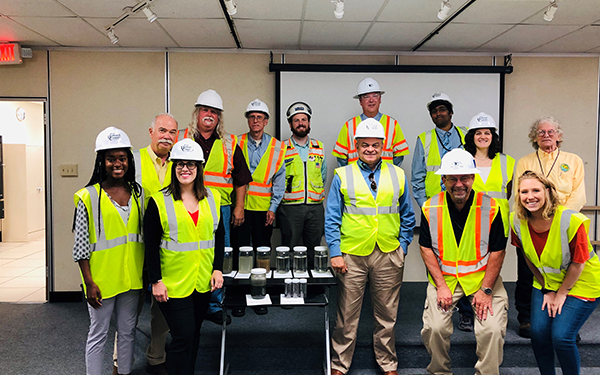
left=292, top=278, right=301, bottom=298
left=314, top=246, right=328, bottom=273
left=256, top=247, right=271, bottom=272
left=223, top=247, right=233, bottom=274
left=284, top=278, right=293, bottom=298
left=238, top=246, right=254, bottom=274
left=300, top=278, right=307, bottom=298
left=250, top=268, right=267, bottom=299
left=275, top=246, right=290, bottom=273
left=293, top=246, right=308, bottom=273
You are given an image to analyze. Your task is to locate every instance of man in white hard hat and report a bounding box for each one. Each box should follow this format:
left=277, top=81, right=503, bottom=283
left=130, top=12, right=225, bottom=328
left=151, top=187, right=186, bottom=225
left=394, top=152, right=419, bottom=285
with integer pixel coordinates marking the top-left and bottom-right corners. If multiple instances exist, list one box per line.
left=419, top=149, right=508, bottom=375
left=325, top=118, right=415, bottom=375
left=277, top=101, right=327, bottom=269
left=233, top=99, right=286, bottom=316
left=181, top=89, right=253, bottom=325
left=332, top=77, right=409, bottom=167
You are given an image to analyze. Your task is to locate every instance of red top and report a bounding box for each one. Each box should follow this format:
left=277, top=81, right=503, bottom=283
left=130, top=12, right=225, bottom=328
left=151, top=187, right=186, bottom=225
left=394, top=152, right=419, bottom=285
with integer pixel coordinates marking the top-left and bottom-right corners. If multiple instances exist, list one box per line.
left=188, top=210, right=199, bottom=226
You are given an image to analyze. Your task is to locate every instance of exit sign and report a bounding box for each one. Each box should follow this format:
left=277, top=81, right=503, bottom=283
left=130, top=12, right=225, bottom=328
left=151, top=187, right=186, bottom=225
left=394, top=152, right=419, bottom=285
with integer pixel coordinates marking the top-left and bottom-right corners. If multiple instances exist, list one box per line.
left=0, top=43, right=22, bottom=65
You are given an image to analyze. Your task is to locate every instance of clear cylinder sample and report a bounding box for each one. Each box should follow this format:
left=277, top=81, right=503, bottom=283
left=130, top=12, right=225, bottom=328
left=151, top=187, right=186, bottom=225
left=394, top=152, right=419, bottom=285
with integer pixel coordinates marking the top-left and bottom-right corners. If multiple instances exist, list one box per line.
left=223, top=247, right=233, bottom=274
left=300, top=278, right=307, bottom=298
left=276, top=247, right=290, bottom=273
left=284, top=278, right=292, bottom=298
left=256, top=246, right=271, bottom=272
left=293, top=247, right=308, bottom=273
left=314, top=246, right=328, bottom=273
left=250, top=268, right=267, bottom=299
left=238, top=246, right=254, bottom=274
left=292, top=278, right=300, bottom=298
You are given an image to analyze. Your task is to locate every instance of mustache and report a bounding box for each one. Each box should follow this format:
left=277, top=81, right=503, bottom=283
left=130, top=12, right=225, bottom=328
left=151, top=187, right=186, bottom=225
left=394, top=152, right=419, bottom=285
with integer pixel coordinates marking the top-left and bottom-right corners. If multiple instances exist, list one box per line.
left=202, top=116, right=215, bottom=123
left=158, top=139, right=173, bottom=145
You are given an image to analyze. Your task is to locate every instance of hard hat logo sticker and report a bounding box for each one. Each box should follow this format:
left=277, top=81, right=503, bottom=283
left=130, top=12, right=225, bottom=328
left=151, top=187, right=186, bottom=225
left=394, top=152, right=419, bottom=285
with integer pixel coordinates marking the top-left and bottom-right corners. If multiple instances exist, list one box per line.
left=181, top=144, right=193, bottom=152
left=477, top=116, right=488, bottom=122
left=108, top=133, right=121, bottom=141
left=451, top=161, right=463, bottom=169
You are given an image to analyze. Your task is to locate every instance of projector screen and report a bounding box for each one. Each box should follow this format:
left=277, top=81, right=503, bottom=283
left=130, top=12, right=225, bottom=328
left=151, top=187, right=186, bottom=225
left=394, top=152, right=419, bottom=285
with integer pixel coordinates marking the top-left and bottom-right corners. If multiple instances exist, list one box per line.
left=273, top=65, right=509, bottom=224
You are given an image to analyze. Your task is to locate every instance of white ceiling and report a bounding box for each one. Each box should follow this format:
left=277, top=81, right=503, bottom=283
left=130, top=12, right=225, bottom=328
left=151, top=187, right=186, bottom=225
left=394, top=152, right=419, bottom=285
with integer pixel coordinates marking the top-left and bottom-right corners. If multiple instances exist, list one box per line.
left=0, top=0, right=599, bottom=53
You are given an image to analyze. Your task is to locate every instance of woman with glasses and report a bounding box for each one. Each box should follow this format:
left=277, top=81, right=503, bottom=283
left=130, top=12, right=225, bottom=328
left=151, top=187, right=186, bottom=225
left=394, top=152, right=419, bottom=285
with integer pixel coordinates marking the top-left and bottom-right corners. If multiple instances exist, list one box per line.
left=144, top=138, right=225, bottom=375
left=510, top=170, right=600, bottom=375
left=73, top=127, right=143, bottom=375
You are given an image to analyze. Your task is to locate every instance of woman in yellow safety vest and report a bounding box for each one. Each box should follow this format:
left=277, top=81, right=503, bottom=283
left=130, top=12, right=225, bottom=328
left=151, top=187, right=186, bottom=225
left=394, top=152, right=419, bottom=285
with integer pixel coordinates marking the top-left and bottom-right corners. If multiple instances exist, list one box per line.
left=144, top=138, right=225, bottom=375
left=510, top=170, right=600, bottom=375
left=72, top=127, right=143, bottom=375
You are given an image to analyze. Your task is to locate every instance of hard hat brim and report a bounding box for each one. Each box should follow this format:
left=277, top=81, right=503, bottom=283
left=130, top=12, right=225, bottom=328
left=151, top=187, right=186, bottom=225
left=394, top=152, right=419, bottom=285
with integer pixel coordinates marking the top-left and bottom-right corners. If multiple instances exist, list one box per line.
left=353, top=90, right=385, bottom=100
left=435, top=167, right=481, bottom=176
left=245, top=110, right=270, bottom=119
left=95, top=144, right=131, bottom=152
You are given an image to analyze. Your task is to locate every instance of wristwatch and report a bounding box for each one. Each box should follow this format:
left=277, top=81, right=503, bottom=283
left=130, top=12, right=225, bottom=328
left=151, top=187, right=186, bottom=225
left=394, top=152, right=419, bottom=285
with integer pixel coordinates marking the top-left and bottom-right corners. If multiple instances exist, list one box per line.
left=541, top=287, right=555, bottom=294
left=481, top=287, right=493, bottom=295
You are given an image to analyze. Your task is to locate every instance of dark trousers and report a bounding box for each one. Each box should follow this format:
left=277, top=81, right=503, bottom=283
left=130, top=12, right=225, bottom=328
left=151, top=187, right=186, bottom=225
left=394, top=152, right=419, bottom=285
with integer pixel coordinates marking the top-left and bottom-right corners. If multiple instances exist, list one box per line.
left=158, top=290, right=211, bottom=375
left=231, top=209, right=273, bottom=269
left=515, top=246, right=533, bottom=324
left=277, top=203, right=325, bottom=269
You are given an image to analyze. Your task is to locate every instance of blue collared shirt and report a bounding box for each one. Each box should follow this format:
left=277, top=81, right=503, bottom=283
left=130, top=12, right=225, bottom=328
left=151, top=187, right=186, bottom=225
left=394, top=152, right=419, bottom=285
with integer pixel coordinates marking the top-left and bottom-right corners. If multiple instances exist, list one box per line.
left=325, top=158, right=415, bottom=258
left=245, top=132, right=286, bottom=212
left=411, top=124, right=464, bottom=207
left=290, top=137, right=327, bottom=184
left=336, top=112, right=404, bottom=168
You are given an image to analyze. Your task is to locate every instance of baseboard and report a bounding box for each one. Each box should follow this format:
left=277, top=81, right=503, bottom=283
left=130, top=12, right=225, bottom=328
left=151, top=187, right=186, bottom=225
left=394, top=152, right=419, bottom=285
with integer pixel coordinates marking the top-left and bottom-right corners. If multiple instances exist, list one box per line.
left=49, top=291, right=82, bottom=302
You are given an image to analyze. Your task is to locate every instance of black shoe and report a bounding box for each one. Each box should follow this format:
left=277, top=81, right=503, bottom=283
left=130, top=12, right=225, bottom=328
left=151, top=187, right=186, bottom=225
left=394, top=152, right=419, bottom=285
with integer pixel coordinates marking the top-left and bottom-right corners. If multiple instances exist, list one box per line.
left=205, top=311, right=232, bottom=325
left=457, top=313, right=474, bottom=332
left=518, top=322, right=531, bottom=338
left=146, top=362, right=168, bottom=375
left=253, top=306, right=268, bottom=315
left=231, top=307, right=245, bottom=317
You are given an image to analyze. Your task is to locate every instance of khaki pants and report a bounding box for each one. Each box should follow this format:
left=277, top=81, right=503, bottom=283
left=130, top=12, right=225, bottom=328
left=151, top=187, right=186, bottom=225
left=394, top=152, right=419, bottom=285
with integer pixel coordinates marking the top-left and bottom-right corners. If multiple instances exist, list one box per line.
left=331, top=245, right=405, bottom=374
left=421, top=277, right=508, bottom=375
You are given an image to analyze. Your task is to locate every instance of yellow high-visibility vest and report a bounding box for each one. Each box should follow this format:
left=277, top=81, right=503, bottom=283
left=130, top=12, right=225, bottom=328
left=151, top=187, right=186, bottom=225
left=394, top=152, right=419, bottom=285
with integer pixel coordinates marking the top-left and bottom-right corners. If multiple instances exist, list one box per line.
left=332, top=115, right=409, bottom=164
left=417, top=126, right=467, bottom=199
left=151, top=189, right=220, bottom=298
left=74, top=184, right=144, bottom=299
left=336, top=162, right=405, bottom=256
left=422, top=191, right=499, bottom=296
left=473, top=153, right=515, bottom=236
left=511, top=206, right=600, bottom=299
left=239, top=134, right=286, bottom=211
left=133, top=146, right=172, bottom=210
left=282, top=138, right=325, bottom=205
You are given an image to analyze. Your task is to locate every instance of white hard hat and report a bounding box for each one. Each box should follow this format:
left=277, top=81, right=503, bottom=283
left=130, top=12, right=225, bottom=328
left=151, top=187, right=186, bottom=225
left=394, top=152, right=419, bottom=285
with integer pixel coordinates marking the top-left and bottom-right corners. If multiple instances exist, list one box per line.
left=286, top=101, right=312, bottom=120
left=427, top=92, right=454, bottom=112
left=169, top=138, right=205, bottom=162
left=354, top=118, right=385, bottom=139
left=436, top=149, right=480, bottom=175
left=353, top=78, right=385, bottom=99
left=245, top=99, right=270, bottom=118
left=469, top=112, right=497, bottom=132
left=195, top=89, right=224, bottom=111
left=95, top=126, right=132, bottom=152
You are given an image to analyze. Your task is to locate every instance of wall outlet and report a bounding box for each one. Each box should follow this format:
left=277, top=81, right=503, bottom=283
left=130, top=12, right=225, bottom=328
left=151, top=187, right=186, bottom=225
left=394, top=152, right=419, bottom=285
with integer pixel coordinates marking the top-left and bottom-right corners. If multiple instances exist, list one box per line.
left=60, top=164, right=78, bottom=177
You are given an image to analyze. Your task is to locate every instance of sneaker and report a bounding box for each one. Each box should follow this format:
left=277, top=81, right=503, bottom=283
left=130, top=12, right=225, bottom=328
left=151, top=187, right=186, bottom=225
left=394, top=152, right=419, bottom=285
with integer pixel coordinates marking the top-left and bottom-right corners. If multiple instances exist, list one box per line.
left=205, top=311, right=232, bottom=325
left=518, top=322, right=531, bottom=338
left=458, top=313, right=474, bottom=332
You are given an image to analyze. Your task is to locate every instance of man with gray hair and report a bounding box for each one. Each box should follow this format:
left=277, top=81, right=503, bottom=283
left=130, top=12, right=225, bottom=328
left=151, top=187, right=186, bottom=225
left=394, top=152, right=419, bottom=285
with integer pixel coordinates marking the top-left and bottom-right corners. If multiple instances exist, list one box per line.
left=513, top=116, right=586, bottom=337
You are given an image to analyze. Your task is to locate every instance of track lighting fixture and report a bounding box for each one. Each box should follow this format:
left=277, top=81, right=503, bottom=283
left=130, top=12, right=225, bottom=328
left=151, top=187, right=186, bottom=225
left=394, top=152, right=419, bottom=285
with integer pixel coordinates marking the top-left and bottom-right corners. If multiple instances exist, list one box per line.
left=332, top=0, right=344, bottom=19
left=438, top=0, right=452, bottom=20
left=142, top=6, right=158, bottom=22
left=543, top=0, right=558, bottom=22
left=106, top=28, right=119, bottom=44
left=224, top=0, right=237, bottom=16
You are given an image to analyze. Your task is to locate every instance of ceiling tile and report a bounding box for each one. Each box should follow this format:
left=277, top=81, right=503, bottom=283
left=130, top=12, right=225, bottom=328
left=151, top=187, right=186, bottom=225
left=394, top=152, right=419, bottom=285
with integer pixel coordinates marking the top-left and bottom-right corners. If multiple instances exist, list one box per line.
left=160, top=19, right=236, bottom=48
left=530, top=25, right=600, bottom=53
left=420, top=23, right=513, bottom=51
left=360, top=22, right=438, bottom=51
left=12, top=16, right=113, bottom=47
left=378, top=0, right=446, bottom=22
left=476, top=24, right=580, bottom=52
left=300, top=21, right=370, bottom=50
left=0, top=16, right=60, bottom=45
left=86, top=18, right=179, bottom=48
left=524, top=0, right=600, bottom=25
left=234, top=0, right=303, bottom=20
left=304, top=0, right=387, bottom=22
left=150, top=0, right=224, bottom=19
left=0, top=0, right=74, bottom=17
left=57, top=0, right=133, bottom=18
left=452, top=0, right=546, bottom=24
left=235, top=19, right=300, bottom=49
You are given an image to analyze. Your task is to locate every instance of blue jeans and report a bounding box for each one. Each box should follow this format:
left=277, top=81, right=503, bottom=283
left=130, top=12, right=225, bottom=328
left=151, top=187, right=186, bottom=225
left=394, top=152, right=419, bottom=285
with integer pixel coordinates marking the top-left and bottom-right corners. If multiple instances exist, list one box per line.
left=207, top=205, right=231, bottom=314
left=530, top=288, right=600, bottom=375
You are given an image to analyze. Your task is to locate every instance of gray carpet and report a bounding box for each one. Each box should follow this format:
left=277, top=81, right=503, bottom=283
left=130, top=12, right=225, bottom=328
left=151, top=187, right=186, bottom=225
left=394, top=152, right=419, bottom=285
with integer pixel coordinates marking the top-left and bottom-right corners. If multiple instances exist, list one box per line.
left=1, top=282, right=600, bottom=374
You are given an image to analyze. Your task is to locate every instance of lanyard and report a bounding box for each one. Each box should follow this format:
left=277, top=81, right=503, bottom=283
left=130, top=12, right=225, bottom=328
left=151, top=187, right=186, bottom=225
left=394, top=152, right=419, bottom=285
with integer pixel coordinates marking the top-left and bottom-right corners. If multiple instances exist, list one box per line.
left=536, top=149, right=560, bottom=178
left=435, top=126, right=463, bottom=152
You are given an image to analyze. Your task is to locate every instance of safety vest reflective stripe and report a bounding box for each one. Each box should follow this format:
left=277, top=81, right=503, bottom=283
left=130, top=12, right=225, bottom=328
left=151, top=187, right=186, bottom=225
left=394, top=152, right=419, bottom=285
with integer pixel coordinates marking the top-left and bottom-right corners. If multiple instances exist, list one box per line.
left=176, top=129, right=188, bottom=142
left=133, top=150, right=142, bottom=189
left=132, top=147, right=172, bottom=212
left=344, top=206, right=400, bottom=215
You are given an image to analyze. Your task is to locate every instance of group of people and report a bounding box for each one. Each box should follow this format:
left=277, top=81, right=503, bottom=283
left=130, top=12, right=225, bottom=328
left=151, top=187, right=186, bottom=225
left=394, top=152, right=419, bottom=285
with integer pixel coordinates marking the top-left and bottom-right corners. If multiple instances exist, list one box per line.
left=73, top=76, right=599, bottom=375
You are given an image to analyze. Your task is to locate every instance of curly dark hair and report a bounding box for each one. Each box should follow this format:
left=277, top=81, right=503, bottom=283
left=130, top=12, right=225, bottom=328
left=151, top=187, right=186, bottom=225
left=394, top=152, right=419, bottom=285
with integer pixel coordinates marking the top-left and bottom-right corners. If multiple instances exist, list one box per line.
left=464, top=128, right=502, bottom=159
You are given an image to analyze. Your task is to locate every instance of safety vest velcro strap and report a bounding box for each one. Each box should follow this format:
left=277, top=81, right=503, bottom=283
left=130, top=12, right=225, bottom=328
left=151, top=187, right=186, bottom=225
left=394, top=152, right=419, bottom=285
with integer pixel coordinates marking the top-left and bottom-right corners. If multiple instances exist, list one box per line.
left=91, top=235, right=128, bottom=252
left=426, top=165, right=440, bottom=172
left=485, top=191, right=506, bottom=199
left=128, top=233, right=143, bottom=243
left=344, top=205, right=399, bottom=215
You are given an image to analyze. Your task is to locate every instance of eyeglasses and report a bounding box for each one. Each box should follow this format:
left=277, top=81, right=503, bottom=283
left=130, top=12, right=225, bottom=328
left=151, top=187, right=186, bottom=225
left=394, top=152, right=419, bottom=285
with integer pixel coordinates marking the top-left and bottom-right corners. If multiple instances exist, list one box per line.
left=360, top=93, right=381, bottom=100
left=430, top=106, right=449, bottom=115
left=537, top=129, right=556, bottom=137
left=445, top=175, right=473, bottom=184
left=175, top=161, right=198, bottom=170
left=248, top=114, right=266, bottom=121
left=368, top=173, right=377, bottom=191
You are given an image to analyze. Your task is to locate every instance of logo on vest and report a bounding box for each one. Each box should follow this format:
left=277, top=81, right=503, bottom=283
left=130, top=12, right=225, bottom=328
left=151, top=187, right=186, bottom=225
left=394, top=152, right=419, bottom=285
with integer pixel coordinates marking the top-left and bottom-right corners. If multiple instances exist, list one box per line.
left=108, top=133, right=121, bottom=141
left=560, top=163, right=569, bottom=172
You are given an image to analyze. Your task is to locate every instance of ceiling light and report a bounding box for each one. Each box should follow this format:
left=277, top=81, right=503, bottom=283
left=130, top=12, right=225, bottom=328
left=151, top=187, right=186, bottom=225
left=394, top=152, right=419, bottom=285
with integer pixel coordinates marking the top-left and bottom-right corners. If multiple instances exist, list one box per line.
left=142, top=7, right=158, bottom=22
left=224, top=0, right=237, bottom=16
left=107, top=28, right=119, bottom=44
left=543, top=0, right=558, bottom=22
left=332, top=0, right=344, bottom=19
left=438, top=0, right=452, bottom=20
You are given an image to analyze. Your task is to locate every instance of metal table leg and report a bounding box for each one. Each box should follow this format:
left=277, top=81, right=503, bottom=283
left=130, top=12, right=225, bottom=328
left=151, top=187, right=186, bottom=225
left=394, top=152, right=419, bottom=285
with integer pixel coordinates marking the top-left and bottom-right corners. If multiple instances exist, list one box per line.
left=219, top=287, right=227, bottom=375
left=324, top=290, right=331, bottom=375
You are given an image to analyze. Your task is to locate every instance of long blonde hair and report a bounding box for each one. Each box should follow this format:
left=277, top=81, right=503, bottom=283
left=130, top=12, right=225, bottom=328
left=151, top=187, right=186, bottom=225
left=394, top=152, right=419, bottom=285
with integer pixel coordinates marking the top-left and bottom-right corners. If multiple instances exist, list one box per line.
left=514, top=170, right=559, bottom=220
